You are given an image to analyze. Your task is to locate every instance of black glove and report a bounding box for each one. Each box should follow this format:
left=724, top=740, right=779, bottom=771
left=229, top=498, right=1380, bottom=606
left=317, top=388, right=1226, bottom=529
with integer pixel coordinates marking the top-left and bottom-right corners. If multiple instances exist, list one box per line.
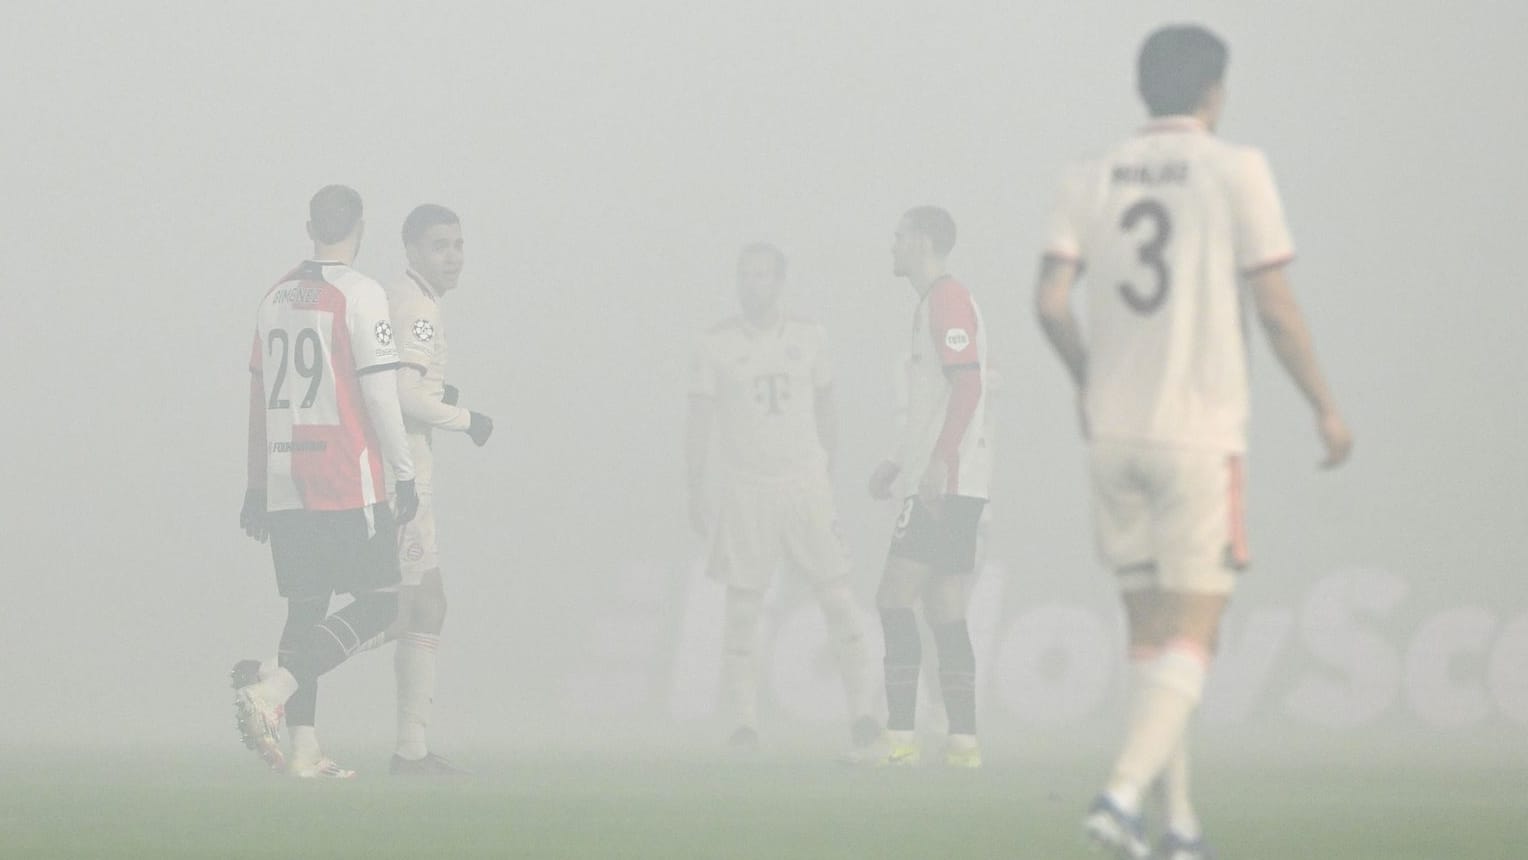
left=467, top=411, right=494, bottom=447
left=442, top=384, right=460, bottom=406
left=240, top=488, right=269, bottom=543
left=393, top=478, right=419, bottom=526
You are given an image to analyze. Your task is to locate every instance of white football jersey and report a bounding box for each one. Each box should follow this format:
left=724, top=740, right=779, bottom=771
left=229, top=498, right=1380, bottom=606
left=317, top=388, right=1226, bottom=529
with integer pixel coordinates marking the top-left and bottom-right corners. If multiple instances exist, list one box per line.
left=1044, top=115, right=1295, bottom=453
left=895, top=277, right=991, bottom=500
left=690, top=316, right=832, bottom=478
left=384, top=270, right=471, bottom=439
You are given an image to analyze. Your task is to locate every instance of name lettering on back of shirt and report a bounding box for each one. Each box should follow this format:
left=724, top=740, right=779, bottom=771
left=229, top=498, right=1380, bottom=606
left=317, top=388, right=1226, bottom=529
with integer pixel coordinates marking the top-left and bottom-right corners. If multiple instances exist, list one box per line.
left=1111, top=162, right=1189, bottom=186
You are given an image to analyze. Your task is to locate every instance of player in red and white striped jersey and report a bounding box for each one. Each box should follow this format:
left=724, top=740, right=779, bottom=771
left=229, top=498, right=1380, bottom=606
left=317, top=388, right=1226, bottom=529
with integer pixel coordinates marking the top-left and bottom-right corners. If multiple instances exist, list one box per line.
left=233, top=185, right=419, bottom=779
left=863, top=206, right=991, bottom=768
left=1035, top=26, right=1353, bottom=859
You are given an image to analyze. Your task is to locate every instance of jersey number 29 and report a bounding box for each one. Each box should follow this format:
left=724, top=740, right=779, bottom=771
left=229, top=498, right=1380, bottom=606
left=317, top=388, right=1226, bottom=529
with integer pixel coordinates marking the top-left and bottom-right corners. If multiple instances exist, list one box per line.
left=266, top=328, right=325, bottom=410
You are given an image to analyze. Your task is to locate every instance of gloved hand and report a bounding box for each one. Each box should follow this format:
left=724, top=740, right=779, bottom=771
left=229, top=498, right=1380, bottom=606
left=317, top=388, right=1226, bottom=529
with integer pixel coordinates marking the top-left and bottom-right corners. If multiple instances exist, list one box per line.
left=468, top=412, right=494, bottom=447
left=393, top=479, right=419, bottom=525
left=240, top=488, right=269, bottom=543
left=442, top=384, right=460, bottom=406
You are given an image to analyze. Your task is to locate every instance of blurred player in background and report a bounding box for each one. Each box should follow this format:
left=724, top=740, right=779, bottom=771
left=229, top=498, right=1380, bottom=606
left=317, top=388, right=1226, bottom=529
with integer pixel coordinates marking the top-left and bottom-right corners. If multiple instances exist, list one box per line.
left=687, top=243, right=880, bottom=755
left=1035, top=25, right=1353, bottom=859
left=864, top=206, right=991, bottom=768
left=234, top=185, right=418, bottom=778
left=375, top=204, right=493, bottom=775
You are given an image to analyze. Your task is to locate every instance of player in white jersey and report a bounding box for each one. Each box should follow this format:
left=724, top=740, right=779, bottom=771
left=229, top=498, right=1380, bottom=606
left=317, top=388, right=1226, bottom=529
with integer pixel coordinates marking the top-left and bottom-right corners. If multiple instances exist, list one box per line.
left=234, top=185, right=419, bottom=778
left=687, top=243, right=880, bottom=754
left=863, top=207, right=992, bottom=768
left=377, top=204, right=493, bottom=775
left=1034, top=26, right=1353, bottom=859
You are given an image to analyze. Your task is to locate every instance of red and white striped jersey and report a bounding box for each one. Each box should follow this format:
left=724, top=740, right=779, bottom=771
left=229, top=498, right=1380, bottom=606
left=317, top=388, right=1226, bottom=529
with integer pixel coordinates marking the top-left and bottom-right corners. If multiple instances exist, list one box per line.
left=896, top=277, right=991, bottom=500
left=250, top=260, right=400, bottom=512
left=1043, top=115, right=1295, bottom=453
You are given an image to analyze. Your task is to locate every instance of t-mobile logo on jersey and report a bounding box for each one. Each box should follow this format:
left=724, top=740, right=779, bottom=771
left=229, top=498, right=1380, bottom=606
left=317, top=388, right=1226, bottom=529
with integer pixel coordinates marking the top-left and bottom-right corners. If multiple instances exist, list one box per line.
left=753, top=374, right=791, bottom=414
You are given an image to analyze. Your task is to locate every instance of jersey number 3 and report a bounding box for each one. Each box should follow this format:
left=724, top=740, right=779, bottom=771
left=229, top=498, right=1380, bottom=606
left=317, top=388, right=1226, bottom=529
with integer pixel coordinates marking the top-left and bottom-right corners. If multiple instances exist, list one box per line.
left=1117, top=198, right=1172, bottom=315
left=266, top=328, right=326, bottom=410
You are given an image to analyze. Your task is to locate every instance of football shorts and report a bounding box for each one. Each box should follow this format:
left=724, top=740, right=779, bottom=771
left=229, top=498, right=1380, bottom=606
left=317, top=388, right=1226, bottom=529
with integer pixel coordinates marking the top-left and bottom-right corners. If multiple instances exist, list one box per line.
left=707, top=469, right=850, bottom=591
left=269, top=503, right=401, bottom=599
left=887, top=494, right=987, bottom=574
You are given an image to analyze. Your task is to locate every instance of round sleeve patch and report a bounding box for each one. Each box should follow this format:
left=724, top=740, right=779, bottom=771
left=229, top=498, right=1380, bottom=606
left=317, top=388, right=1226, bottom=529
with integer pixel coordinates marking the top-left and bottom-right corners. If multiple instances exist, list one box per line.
left=374, top=320, right=393, bottom=346
left=412, top=319, right=435, bottom=342
left=944, top=328, right=971, bottom=352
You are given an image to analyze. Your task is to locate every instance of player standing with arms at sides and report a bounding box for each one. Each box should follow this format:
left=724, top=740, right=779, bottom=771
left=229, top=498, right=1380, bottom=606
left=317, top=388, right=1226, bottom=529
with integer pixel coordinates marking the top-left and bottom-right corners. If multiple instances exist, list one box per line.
left=1035, top=25, right=1353, bottom=859
left=235, top=185, right=419, bottom=778
left=864, top=206, right=991, bottom=768
left=687, top=243, right=881, bottom=755
left=379, top=204, right=492, bottom=775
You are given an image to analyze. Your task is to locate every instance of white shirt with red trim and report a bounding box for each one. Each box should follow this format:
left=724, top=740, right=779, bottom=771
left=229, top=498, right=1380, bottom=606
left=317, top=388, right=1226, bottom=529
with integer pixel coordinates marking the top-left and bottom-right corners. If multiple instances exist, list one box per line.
left=690, top=316, right=832, bottom=479
left=1043, top=115, right=1295, bottom=453
left=896, top=277, right=991, bottom=500
left=251, top=260, right=400, bottom=512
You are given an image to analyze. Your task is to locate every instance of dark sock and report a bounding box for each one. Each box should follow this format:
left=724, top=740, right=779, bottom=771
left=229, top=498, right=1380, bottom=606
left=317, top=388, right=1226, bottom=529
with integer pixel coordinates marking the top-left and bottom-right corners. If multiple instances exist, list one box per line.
left=285, top=591, right=399, bottom=686
left=880, top=608, right=921, bottom=732
left=933, top=619, right=976, bottom=736
left=278, top=595, right=329, bottom=727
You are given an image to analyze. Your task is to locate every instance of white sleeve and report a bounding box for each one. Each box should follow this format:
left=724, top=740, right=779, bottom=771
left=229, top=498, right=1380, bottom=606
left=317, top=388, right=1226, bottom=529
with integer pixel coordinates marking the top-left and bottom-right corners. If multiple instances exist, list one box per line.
left=398, top=366, right=472, bottom=431
left=360, top=369, right=415, bottom=482
left=348, top=279, right=400, bottom=372
left=1230, top=148, right=1296, bottom=273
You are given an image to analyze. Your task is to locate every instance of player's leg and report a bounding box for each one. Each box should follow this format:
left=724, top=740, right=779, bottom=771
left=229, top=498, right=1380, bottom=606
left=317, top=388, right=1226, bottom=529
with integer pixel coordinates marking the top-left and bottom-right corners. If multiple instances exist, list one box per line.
left=279, top=591, right=331, bottom=767
left=707, top=478, right=777, bottom=748
left=919, top=496, right=986, bottom=767
left=720, top=584, right=766, bottom=747
left=876, top=554, right=928, bottom=762
left=812, top=579, right=879, bottom=745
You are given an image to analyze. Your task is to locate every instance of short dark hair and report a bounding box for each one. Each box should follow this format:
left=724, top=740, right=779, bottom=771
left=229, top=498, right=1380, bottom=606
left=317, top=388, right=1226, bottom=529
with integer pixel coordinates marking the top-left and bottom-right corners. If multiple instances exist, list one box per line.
left=402, top=204, right=460, bottom=246
left=308, top=185, right=363, bottom=244
left=738, top=242, right=786, bottom=279
left=1137, top=25, right=1229, bottom=117
left=902, top=206, right=957, bottom=256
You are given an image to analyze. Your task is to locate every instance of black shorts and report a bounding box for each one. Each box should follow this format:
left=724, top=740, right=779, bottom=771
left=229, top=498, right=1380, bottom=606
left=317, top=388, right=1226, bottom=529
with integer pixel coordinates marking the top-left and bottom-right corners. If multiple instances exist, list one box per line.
left=268, top=503, right=401, bottom=599
left=888, top=495, right=988, bottom=574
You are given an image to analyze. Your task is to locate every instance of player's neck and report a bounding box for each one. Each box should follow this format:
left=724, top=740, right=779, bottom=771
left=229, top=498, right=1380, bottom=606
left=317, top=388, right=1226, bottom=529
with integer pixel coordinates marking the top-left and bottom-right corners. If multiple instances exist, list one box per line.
left=311, top=241, right=357, bottom=265
left=909, top=264, right=948, bottom=298
left=407, top=268, right=450, bottom=297
left=742, top=304, right=783, bottom=333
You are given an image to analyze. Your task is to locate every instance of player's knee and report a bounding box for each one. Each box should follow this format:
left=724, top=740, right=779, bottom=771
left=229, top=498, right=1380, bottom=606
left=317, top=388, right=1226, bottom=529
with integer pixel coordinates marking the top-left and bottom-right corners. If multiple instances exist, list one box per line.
left=409, top=577, right=447, bottom=633
left=879, top=607, right=921, bottom=666
left=723, top=587, right=764, bottom=650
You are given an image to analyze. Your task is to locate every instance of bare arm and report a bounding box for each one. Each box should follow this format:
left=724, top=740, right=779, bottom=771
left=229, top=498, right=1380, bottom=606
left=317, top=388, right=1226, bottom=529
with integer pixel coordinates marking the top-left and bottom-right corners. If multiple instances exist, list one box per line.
left=1247, top=265, right=1353, bottom=467
left=1034, top=257, right=1088, bottom=390
left=814, top=385, right=837, bottom=471
left=685, top=395, right=714, bottom=534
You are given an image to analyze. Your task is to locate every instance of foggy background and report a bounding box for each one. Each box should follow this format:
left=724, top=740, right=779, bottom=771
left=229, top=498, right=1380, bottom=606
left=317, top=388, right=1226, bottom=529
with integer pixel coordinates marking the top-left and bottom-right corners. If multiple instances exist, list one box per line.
left=2, top=0, right=1524, bottom=762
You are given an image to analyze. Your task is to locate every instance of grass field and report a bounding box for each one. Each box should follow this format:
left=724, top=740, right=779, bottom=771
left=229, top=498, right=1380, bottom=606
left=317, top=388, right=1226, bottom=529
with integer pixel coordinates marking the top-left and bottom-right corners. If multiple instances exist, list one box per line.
left=0, top=745, right=1517, bottom=859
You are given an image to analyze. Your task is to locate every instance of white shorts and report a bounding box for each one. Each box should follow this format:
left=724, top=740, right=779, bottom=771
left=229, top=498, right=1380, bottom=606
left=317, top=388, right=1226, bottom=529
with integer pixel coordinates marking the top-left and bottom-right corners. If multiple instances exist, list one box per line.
left=707, top=469, right=850, bottom=592
left=1090, top=440, right=1248, bottom=595
left=393, top=434, right=437, bottom=586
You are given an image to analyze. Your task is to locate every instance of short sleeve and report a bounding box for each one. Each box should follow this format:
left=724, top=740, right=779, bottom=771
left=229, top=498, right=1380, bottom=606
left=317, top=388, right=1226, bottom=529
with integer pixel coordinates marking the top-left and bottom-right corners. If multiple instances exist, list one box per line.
left=394, top=298, right=440, bottom=369
left=1230, top=149, right=1295, bottom=273
left=689, top=336, right=717, bottom=397
left=811, top=325, right=833, bottom=389
left=928, top=280, right=981, bottom=369
left=348, top=279, right=400, bottom=372
left=1042, top=163, right=1091, bottom=263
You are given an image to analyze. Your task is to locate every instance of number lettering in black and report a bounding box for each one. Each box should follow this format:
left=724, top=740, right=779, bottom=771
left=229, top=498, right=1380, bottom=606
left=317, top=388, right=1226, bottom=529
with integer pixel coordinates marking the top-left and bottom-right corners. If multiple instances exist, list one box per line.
left=1117, top=198, right=1172, bottom=315
left=266, top=327, right=325, bottom=410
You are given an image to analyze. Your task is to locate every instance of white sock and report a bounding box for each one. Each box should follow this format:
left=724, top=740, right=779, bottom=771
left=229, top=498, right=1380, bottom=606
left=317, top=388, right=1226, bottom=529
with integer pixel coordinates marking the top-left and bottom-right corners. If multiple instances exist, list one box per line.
left=354, top=631, right=389, bottom=655
left=1164, top=741, right=1200, bottom=839
left=1106, top=642, right=1208, bottom=815
left=817, top=584, right=872, bottom=721
left=254, top=668, right=300, bottom=706
left=258, top=657, right=279, bottom=681
left=289, top=725, right=321, bottom=764
left=721, top=588, right=763, bottom=730
left=395, top=632, right=439, bottom=761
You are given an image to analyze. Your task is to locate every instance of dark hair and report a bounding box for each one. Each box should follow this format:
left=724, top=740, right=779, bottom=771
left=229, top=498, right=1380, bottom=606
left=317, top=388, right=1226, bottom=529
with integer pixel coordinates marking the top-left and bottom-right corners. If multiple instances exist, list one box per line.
left=402, top=203, right=460, bottom=246
left=737, top=242, right=787, bottom=279
left=1137, top=25, right=1229, bottom=117
left=902, top=206, right=957, bottom=256
left=308, top=185, right=363, bottom=244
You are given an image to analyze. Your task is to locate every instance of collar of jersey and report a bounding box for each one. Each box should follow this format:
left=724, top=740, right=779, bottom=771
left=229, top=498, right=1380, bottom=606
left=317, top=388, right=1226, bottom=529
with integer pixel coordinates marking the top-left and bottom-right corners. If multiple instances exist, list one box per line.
left=1138, top=115, right=1207, bottom=135
left=740, top=314, right=786, bottom=339
left=405, top=269, right=440, bottom=301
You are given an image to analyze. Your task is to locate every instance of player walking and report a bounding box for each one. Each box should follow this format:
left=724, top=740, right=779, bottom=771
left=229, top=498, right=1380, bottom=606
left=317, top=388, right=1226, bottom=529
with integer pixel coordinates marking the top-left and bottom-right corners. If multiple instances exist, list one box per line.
left=1034, top=25, right=1353, bottom=858
left=686, top=243, right=880, bottom=754
left=380, top=204, right=492, bottom=775
left=865, top=206, right=991, bottom=768
left=235, top=185, right=419, bottom=778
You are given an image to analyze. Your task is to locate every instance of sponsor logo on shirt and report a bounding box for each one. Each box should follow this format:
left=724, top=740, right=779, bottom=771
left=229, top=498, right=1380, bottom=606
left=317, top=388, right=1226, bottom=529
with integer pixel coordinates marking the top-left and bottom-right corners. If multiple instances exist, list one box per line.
left=413, top=319, right=435, bottom=342
left=269, top=440, right=329, bottom=453
left=945, top=328, right=971, bottom=352
left=374, top=320, right=393, bottom=346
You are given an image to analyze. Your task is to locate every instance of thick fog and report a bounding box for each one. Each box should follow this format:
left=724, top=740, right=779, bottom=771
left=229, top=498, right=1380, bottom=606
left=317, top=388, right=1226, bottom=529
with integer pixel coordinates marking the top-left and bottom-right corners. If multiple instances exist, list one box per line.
left=3, top=0, right=1525, bottom=761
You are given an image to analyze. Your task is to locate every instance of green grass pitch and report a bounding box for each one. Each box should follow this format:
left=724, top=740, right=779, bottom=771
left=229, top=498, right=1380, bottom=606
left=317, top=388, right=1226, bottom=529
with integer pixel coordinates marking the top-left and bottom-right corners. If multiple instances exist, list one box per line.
left=0, top=746, right=1516, bottom=859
